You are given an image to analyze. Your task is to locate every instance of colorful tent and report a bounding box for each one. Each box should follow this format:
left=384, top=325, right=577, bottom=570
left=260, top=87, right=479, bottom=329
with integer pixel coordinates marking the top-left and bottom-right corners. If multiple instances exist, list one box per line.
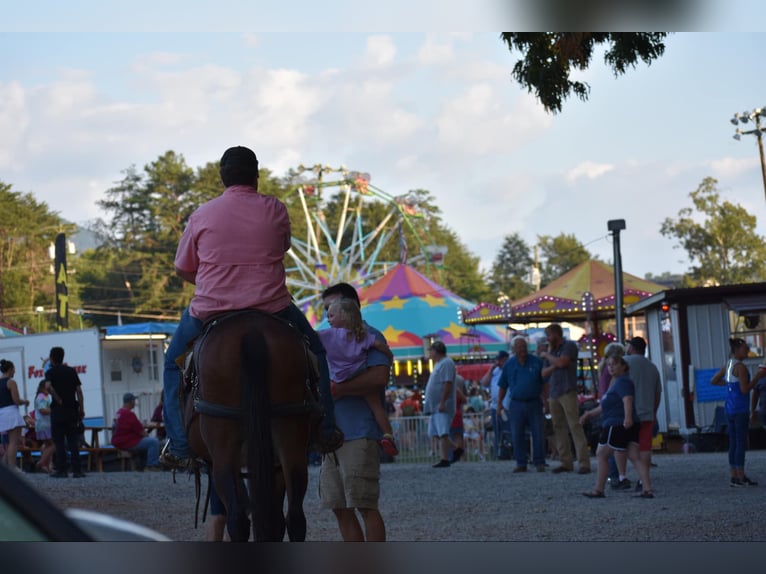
left=317, top=264, right=510, bottom=359
left=0, top=322, right=23, bottom=338
left=461, top=260, right=665, bottom=325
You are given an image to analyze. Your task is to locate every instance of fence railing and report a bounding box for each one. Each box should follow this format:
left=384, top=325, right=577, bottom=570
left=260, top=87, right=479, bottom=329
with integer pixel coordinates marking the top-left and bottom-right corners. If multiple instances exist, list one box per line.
left=389, top=412, right=494, bottom=464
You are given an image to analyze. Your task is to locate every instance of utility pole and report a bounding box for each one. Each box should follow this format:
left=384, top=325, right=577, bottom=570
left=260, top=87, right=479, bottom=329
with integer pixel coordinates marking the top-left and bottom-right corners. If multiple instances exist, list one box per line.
left=607, top=219, right=626, bottom=343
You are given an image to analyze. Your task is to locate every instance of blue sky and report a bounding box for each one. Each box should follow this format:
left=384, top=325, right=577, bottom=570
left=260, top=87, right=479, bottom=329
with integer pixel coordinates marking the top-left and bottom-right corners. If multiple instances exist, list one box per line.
left=2, top=26, right=766, bottom=280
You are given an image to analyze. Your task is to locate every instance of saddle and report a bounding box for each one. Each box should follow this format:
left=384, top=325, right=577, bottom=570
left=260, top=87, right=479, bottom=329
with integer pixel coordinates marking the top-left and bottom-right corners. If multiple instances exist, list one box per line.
left=178, top=309, right=322, bottom=420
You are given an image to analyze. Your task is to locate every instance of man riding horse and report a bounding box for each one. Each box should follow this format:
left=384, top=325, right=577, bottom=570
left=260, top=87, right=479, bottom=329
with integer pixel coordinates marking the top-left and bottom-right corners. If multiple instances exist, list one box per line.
left=161, top=145, right=343, bottom=470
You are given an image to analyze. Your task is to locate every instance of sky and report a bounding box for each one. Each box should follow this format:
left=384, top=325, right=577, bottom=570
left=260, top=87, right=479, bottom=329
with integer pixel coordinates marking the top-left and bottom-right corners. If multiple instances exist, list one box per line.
left=3, top=8, right=766, bottom=282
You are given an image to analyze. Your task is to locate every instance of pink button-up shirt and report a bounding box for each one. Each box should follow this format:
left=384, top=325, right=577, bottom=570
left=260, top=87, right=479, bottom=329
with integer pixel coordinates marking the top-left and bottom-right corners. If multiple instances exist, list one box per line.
left=175, top=185, right=293, bottom=321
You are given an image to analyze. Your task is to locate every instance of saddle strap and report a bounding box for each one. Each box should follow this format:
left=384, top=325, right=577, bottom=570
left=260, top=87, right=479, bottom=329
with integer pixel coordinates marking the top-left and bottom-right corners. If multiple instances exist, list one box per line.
left=195, top=398, right=316, bottom=419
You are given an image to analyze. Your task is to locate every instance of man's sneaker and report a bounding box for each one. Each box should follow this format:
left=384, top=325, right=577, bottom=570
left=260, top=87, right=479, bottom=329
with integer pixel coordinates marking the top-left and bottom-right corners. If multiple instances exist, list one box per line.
left=611, top=478, right=632, bottom=490
left=634, top=480, right=643, bottom=492
left=432, top=459, right=450, bottom=468
left=160, top=442, right=192, bottom=470
left=730, top=477, right=746, bottom=487
left=380, top=434, right=399, bottom=457
left=742, top=476, right=759, bottom=486
left=49, top=471, right=68, bottom=478
left=450, top=447, right=464, bottom=463
left=72, top=472, right=86, bottom=478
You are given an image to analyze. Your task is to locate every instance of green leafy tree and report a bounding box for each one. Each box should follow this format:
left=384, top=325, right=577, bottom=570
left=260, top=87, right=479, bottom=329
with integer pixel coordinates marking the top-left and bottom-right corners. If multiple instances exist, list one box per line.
left=0, top=181, right=75, bottom=330
left=660, top=177, right=766, bottom=286
left=489, top=233, right=534, bottom=301
left=500, top=33, right=668, bottom=113
left=537, top=232, right=591, bottom=286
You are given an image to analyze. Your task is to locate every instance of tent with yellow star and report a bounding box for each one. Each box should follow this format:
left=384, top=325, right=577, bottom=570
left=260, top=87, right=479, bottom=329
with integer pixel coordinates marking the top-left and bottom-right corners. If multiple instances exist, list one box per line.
left=351, top=263, right=509, bottom=359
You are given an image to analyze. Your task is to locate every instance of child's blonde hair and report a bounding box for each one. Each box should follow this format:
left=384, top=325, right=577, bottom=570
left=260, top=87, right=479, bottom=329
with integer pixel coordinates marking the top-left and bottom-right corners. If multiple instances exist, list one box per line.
left=328, top=298, right=367, bottom=342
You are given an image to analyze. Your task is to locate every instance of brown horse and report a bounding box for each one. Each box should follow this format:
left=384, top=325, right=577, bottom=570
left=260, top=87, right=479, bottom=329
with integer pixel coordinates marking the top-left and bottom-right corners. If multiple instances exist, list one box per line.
left=183, top=310, right=320, bottom=542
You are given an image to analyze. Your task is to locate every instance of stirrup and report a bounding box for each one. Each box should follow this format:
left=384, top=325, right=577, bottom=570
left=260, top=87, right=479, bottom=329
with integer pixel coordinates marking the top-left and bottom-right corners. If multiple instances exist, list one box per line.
left=159, top=441, right=192, bottom=471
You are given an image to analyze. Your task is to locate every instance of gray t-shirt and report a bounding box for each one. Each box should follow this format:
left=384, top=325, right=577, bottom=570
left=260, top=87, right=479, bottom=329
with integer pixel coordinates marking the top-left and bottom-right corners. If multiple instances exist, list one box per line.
left=423, top=357, right=457, bottom=416
left=547, top=340, right=579, bottom=399
left=624, top=354, right=661, bottom=422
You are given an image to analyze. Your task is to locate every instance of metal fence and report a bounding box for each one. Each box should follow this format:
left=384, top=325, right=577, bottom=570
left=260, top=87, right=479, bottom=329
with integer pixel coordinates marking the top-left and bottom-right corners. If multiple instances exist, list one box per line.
left=389, top=412, right=494, bottom=464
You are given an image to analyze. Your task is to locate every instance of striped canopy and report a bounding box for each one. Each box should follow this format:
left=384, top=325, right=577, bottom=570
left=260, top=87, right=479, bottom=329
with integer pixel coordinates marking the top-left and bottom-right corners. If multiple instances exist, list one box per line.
left=319, top=264, right=510, bottom=359
left=462, top=260, right=665, bottom=324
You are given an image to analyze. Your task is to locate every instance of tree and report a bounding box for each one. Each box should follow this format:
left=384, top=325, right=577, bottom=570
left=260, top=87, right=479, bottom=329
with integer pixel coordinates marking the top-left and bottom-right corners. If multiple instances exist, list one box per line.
left=0, top=181, right=74, bottom=330
left=489, top=233, right=534, bottom=301
left=537, top=232, right=591, bottom=286
left=660, top=177, right=766, bottom=286
left=500, top=33, right=668, bottom=113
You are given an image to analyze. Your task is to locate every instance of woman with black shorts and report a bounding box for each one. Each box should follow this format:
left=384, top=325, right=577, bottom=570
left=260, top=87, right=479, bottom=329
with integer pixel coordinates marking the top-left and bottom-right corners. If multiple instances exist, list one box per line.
left=579, top=355, right=654, bottom=499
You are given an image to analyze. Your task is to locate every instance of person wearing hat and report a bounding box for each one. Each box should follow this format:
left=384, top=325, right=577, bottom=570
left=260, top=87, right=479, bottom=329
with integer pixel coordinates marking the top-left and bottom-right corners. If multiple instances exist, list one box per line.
left=112, top=393, right=162, bottom=471
left=423, top=341, right=457, bottom=468
left=161, top=145, right=343, bottom=470
left=479, top=349, right=510, bottom=459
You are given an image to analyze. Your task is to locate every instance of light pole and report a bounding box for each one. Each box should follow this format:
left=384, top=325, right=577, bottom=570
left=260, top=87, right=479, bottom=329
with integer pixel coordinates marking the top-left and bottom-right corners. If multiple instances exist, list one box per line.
left=730, top=107, right=766, bottom=204
left=607, top=219, right=626, bottom=344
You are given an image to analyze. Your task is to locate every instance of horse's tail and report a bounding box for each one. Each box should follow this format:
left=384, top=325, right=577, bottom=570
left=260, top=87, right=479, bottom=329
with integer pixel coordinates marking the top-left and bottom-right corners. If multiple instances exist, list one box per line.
left=241, top=326, right=275, bottom=541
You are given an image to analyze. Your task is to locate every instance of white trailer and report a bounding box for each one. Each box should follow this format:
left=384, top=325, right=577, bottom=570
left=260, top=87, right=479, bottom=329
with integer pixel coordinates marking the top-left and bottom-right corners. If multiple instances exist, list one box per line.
left=0, top=327, right=168, bottom=429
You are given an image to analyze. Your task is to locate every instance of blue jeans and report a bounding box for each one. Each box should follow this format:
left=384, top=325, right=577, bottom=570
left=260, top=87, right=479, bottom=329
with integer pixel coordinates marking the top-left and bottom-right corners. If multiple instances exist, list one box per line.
left=727, top=411, right=749, bottom=470
left=163, top=305, right=335, bottom=458
left=163, top=307, right=203, bottom=457
left=509, top=398, right=546, bottom=467
left=135, top=436, right=160, bottom=466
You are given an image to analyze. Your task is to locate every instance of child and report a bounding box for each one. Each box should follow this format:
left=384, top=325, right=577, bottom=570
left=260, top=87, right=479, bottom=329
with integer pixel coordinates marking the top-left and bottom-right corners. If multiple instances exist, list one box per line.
left=319, top=298, right=398, bottom=456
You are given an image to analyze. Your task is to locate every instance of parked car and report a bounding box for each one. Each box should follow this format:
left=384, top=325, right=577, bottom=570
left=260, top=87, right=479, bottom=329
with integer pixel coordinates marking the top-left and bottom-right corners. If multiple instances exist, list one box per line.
left=0, top=464, right=169, bottom=541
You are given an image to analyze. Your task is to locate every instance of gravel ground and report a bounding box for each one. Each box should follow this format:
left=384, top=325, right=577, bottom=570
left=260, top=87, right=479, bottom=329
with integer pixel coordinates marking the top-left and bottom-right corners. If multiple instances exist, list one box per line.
left=15, top=450, right=766, bottom=541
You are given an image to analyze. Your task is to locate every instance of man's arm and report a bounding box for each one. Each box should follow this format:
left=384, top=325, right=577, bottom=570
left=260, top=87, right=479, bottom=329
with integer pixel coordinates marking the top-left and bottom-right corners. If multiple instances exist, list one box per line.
left=176, top=267, right=197, bottom=285
left=332, top=365, right=389, bottom=399
left=372, top=340, right=394, bottom=363
left=76, top=386, right=85, bottom=419
left=439, top=380, right=453, bottom=412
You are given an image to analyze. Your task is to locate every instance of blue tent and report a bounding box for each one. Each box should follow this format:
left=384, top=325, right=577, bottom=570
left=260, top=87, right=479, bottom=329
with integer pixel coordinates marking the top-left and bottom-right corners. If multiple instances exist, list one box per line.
left=104, top=322, right=178, bottom=336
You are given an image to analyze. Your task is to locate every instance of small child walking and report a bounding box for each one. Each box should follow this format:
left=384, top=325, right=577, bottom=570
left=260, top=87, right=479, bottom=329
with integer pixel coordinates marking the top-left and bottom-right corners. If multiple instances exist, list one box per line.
left=319, top=298, right=399, bottom=456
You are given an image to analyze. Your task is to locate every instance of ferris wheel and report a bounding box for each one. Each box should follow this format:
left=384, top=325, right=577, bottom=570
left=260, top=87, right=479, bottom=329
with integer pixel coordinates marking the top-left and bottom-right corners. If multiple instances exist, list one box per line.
left=282, top=164, right=434, bottom=318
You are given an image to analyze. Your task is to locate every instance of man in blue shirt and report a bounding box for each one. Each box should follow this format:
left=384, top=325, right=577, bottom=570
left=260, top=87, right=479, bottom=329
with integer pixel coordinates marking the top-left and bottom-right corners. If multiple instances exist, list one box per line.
left=318, top=283, right=392, bottom=541
left=498, top=336, right=548, bottom=472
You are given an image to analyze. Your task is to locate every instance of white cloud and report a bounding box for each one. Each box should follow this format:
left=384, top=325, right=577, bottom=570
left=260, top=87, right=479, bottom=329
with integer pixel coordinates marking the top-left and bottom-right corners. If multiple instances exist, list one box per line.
left=566, top=161, right=615, bottom=182
left=710, top=156, right=760, bottom=178
left=0, top=82, right=28, bottom=169
left=364, top=35, right=396, bottom=67
left=416, top=34, right=454, bottom=65
left=436, top=84, right=550, bottom=156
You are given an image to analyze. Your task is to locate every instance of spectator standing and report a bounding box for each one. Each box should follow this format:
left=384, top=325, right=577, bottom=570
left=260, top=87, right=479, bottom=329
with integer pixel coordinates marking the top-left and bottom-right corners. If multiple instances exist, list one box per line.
left=751, top=364, right=766, bottom=428
left=710, top=337, right=759, bottom=487
left=423, top=341, right=456, bottom=468
left=480, top=350, right=510, bottom=459
left=46, top=346, right=86, bottom=478
left=580, top=355, right=653, bottom=498
left=318, top=283, right=391, bottom=542
left=0, top=359, right=30, bottom=470
left=620, top=336, right=661, bottom=492
left=449, top=377, right=466, bottom=462
left=33, top=380, right=55, bottom=473
left=497, top=336, right=548, bottom=473
left=112, top=393, right=162, bottom=471
left=540, top=323, right=591, bottom=474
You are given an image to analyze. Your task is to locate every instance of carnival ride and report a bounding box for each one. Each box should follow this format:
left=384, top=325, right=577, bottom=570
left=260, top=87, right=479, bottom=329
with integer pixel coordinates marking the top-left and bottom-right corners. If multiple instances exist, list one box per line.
left=281, top=164, right=437, bottom=319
